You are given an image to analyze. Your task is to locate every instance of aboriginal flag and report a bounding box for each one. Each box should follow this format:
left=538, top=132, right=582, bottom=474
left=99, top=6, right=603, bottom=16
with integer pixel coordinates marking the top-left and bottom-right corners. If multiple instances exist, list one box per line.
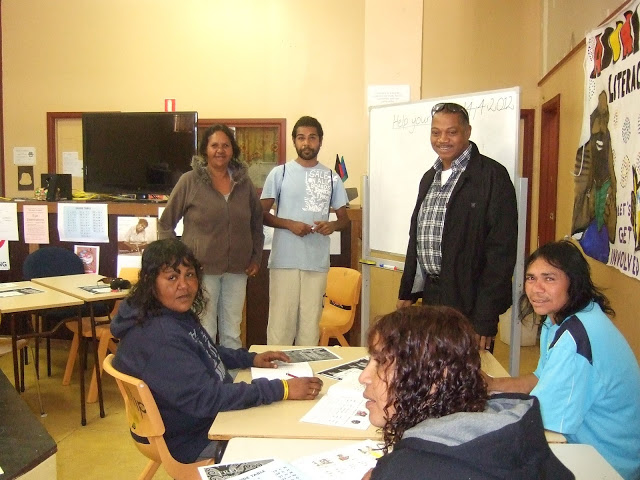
left=334, top=154, right=348, bottom=182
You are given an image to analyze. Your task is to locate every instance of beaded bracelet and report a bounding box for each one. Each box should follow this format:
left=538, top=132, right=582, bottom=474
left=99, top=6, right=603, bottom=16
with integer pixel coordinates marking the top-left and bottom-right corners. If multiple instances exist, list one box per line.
left=281, top=379, right=289, bottom=400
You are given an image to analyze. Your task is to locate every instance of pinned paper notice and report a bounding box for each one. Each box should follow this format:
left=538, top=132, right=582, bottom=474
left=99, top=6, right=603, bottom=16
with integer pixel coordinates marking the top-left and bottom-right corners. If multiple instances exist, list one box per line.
left=13, top=147, right=36, bottom=166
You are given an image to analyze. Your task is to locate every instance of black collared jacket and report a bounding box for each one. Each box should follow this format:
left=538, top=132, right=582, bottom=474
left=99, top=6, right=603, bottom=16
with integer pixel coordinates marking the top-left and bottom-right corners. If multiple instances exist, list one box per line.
left=398, top=142, right=518, bottom=337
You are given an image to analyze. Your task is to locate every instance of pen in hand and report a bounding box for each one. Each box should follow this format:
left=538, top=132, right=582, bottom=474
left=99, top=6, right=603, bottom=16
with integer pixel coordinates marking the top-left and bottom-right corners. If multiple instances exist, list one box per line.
left=286, top=373, right=298, bottom=378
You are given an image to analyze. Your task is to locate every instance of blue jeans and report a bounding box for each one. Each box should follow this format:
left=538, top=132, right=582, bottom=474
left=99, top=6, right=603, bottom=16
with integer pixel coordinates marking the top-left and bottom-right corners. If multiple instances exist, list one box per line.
left=201, top=273, right=248, bottom=349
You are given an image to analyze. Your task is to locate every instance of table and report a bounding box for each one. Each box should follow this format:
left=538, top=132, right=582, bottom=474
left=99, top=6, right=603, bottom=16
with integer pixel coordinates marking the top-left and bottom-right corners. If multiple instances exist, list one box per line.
left=209, top=346, right=512, bottom=441
left=210, top=346, right=379, bottom=441
left=0, top=369, right=57, bottom=479
left=549, top=444, right=622, bottom=479
left=221, top=438, right=621, bottom=479
left=30, top=273, right=130, bottom=424
left=0, top=281, right=84, bottom=416
left=222, top=438, right=365, bottom=463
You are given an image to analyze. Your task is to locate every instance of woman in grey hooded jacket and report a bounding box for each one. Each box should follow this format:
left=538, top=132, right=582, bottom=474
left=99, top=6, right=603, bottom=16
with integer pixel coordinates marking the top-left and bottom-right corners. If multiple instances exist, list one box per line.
left=159, top=124, right=263, bottom=348
left=359, top=306, right=573, bottom=480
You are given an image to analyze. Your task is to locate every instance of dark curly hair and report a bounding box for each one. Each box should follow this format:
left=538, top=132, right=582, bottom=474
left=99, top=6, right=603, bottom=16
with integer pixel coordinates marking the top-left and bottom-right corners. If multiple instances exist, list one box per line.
left=127, top=238, right=206, bottom=323
left=519, top=240, right=614, bottom=324
left=368, top=305, right=488, bottom=451
left=198, top=124, right=241, bottom=160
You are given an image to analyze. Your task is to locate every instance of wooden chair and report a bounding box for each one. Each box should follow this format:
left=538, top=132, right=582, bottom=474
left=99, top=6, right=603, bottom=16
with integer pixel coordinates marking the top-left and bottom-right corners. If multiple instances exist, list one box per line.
left=63, top=267, right=140, bottom=403
left=62, top=318, right=117, bottom=403
left=103, top=354, right=215, bottom=480
left=318, top=267, right=362, bottom=347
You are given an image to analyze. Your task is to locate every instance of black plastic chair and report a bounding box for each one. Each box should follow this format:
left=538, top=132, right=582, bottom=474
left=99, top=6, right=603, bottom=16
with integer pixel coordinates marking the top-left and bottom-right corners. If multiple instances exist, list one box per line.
left=22, top=247, right=113, bottom=376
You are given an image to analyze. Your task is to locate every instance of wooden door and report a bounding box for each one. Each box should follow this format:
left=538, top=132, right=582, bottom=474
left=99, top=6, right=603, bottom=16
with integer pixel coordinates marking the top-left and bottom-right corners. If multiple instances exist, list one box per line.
left=538, top=95, right=561, bottom=248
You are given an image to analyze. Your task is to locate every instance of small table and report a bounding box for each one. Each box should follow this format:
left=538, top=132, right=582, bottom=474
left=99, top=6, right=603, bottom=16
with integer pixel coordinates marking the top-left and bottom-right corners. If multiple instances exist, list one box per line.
left=222, top=438, right=621, bottom=478
left=30, top=273, right=130, bottom=424
left=0, top=281, right=84, bottom=415
left=209, top=346, right=379, bottom=441
left=550, top=444, right=622, bottom=479
left=209, top=347, right=514, bottom=441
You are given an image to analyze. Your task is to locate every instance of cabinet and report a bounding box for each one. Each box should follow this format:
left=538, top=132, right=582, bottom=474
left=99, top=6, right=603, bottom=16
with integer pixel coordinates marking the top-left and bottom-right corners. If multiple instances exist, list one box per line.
left=3, top=202, right=363, bottom=346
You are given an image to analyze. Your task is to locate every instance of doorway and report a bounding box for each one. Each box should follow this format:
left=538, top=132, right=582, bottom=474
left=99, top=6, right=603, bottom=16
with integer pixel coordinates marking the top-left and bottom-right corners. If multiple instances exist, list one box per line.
left=538, top=95, right=561, bottom=248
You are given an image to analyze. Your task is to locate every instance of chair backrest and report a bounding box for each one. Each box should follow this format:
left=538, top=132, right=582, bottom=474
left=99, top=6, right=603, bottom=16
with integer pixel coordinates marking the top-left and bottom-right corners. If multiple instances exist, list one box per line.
left=102, top=354, right=213, bottom=480
left=23, top=247, right=84, bottom=279
left=319, top=267, right=363, bottom=345
left=325, top=267, right=362, bottom=308
left=118, top=267, right=141, bottom=285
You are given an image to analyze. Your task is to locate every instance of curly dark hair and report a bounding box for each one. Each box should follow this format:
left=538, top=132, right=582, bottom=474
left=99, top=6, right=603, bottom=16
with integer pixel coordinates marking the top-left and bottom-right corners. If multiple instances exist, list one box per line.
left=198, top=124, right=241, bottom=160
left=519, top=240, right=614, bottom=324
left=368, top=305, right=488, bottom=451
left=127, top=238, right=206, bottom=323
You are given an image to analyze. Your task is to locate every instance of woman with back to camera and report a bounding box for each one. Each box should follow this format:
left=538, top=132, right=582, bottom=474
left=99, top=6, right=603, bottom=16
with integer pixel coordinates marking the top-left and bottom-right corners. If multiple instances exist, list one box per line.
left=110, top=238, right=322, bottom=464
left=359, top=305, right=573, bottom=480
left=485, top=240, right=640, bottom=480
left=159, top=124, right=263, bottom=348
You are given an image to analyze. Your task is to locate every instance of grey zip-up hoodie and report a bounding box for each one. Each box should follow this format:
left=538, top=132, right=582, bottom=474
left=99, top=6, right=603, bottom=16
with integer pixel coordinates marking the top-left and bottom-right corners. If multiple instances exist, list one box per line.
left=158, top=156, right=264, bottom=275
left=371, top=394, right=574, bottom=480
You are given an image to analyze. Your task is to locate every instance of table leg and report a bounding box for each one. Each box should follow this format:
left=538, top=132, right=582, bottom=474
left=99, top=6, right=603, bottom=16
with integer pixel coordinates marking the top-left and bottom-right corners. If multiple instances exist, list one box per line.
left=78, top=307, right=86, bottom=426
left=9, top=314, right=20, bottom=392
left=89, top=303, right=105, bottom=418
left=34, top=314, right=40, bottom=377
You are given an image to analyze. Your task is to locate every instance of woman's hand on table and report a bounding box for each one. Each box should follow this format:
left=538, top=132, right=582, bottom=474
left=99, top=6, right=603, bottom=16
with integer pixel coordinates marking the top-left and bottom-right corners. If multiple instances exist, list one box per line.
left=253, top=351, right=290, bottom=368
left=287, top=376, right=324, bottom=400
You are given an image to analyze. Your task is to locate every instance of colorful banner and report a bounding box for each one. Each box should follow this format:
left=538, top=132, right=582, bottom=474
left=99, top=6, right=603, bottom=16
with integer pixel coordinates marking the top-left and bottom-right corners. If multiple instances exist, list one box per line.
left=572, top=0, right=640, bottom=281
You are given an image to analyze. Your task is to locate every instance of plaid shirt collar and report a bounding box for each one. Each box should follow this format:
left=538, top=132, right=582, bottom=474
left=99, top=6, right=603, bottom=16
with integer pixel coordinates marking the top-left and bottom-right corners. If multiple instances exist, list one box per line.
left=432, top=143, right=472, bottom=176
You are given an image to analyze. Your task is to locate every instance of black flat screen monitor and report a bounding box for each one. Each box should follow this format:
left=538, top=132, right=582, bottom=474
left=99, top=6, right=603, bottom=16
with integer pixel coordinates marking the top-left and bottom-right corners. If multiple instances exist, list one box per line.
left=82, top=111, right=198, bottom=196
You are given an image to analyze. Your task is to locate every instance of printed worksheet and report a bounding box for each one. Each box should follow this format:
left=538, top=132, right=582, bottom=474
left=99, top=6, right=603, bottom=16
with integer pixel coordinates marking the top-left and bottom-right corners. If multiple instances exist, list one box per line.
left=292, top=439, right=382, bottom=480
left=197, top=441, right=383, bottom=480
left=317, top=357, right=369, bottom=380
left=300, top=371, right=370, bottom=430
left=0, top=287, right=43, bottom=298
left=198, top=459, right=273, bottom=479
left=279, top=347, right=341, bottom=363
left=211, top=459, right=307, bottom=480
left=251, top=362, right=313, bottom=381
left=57, top=203, right=109, bottom=243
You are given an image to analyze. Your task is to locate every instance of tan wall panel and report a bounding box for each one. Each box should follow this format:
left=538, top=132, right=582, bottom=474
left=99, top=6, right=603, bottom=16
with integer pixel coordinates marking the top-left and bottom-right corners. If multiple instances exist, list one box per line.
left=2, top=0, right=367, bottom=198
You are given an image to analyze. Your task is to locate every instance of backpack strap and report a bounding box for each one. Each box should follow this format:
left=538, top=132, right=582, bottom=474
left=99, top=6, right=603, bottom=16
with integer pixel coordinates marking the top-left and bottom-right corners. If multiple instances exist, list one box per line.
left=276, top=164, right=285, bottom=216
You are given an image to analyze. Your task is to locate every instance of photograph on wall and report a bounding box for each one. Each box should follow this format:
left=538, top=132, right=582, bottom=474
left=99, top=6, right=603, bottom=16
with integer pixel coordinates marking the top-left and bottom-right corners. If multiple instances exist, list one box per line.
left=117, top=216, right=157, bottom=255
left=572, top=0, right=640, bottom=281
left=74, top=245, right=100, bottom=274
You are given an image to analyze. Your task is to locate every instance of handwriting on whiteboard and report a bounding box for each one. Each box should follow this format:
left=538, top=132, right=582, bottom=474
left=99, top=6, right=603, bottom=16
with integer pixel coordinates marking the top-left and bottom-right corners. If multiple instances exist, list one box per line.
left=391, top=95, right=516, bottom=133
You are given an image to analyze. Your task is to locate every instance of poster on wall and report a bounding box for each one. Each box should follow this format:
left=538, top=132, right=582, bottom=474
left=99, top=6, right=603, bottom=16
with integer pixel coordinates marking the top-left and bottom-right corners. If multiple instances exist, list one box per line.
left=0, top=240, right=9, bottom=270
left=572, top=0, right=640, bottom=281
left=74, top=245, right=100, bottom=274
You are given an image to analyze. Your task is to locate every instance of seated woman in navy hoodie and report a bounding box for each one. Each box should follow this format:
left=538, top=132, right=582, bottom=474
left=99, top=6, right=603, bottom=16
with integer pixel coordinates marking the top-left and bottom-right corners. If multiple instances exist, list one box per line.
left=359, top=306, right=573, bottom=480
left=111, top=238, right=323, bottom=464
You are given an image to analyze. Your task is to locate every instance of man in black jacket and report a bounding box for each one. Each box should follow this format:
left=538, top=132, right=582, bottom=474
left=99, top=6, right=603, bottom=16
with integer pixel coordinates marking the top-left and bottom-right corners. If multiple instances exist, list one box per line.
left=397, top=102, right=517, bottom=352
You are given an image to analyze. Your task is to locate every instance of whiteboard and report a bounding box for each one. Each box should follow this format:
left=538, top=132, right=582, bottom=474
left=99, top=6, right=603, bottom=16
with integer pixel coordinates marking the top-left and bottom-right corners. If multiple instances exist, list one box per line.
left=367, top=87, right=520, bottom=256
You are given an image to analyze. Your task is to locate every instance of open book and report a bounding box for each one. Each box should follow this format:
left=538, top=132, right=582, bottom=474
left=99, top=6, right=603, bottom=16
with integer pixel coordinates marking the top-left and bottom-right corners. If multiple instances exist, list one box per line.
left=198, top=439, right=382, bottom=480
left=300, top=370, right=370, bottom=430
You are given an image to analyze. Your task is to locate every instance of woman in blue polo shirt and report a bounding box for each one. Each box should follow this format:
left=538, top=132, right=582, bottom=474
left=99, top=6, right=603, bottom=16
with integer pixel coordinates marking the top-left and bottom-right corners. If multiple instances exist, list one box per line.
left=486, top=240, right=640, bottom=480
